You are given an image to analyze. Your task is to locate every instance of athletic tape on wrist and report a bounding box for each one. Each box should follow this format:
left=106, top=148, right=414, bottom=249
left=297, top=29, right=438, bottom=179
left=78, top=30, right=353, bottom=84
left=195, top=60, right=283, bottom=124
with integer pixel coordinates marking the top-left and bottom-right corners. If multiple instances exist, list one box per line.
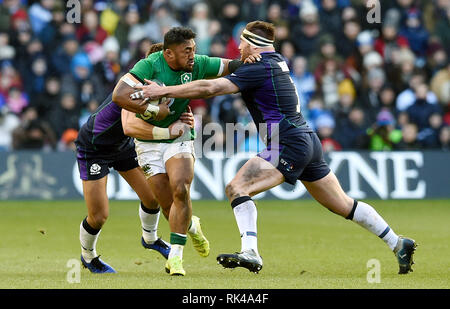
left=152, top=127, right=170, bottom=140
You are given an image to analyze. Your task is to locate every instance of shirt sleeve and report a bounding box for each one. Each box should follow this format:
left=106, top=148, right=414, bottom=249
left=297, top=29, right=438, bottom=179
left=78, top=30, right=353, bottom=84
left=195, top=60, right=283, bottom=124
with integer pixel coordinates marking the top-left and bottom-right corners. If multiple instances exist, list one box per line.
left=196, top=54, right=222, bottom=78
left=129, top=58, right=153, bottom=83
left=224, top=63, right=267, bottom=91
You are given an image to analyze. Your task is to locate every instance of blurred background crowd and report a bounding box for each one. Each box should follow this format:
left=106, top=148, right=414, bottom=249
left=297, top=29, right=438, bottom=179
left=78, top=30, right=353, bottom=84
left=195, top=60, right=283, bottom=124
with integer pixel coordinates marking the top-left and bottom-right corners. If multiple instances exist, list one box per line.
left=0, top=0, right=449, bottom=153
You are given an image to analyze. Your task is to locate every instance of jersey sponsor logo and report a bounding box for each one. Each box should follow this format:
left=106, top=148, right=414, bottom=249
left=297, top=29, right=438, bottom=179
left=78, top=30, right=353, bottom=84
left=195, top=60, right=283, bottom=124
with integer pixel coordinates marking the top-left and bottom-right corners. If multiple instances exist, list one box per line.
left=277, top=61, right=290, bottom=72
left=180, top=73, right=192, bottom=84
left=90, top=163, right=101, bottom=175
left=280, top=158, right=294, bottom=172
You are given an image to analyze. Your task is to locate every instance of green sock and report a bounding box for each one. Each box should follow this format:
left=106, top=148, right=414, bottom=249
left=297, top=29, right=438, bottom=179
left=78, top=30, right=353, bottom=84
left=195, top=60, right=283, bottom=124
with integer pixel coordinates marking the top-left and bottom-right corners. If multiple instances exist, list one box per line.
left=169, top=233, right=186, bottom=259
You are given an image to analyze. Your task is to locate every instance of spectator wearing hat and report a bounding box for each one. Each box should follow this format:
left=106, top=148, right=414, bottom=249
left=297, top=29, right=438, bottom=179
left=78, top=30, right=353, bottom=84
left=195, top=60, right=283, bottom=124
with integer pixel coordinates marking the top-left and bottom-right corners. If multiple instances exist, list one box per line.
left=399, top=8, right=429, bottom=58
left=345, top=30, right=374, bottom=79
left=290, top=1, right=322, bottom=58
left=57, top=128, right=78, bottom=151
left=362, top=51, right=383, bottom=72
left=374, top=9, right=409, bottom=64
left=360, top=67, right=386, bottom=123
left=366, top=109, right=402, bottom=151
left=94, top=36, right=121, bottom=93
left=315, top=113, right=342, bottom=153
left=51, top=35, right=79, bottom=76
left=307, top=94, right=327, bottom=130
left=333, top=78, right=357, bottom=126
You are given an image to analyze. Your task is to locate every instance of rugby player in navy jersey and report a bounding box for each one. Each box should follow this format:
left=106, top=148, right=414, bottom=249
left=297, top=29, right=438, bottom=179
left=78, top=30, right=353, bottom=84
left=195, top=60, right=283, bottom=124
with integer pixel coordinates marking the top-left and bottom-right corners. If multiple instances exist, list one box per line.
left=136, top=21, right=417, bottom=275
left=75, top=43, right=195, bottom=273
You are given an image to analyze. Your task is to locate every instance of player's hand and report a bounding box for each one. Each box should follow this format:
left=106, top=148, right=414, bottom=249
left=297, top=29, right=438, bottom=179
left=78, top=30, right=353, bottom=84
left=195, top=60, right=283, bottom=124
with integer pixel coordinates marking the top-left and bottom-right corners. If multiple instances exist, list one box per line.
left=168, top=121, right=191, bottom=138
left=143, top=79, right=165, bottom=100
left=130, top=79, right=165, bottom=101
left=179, top=106, right=195, bottom=129
left=243, top=53, right=261, bottom=64
left=154, top=98, right=171, bottom=121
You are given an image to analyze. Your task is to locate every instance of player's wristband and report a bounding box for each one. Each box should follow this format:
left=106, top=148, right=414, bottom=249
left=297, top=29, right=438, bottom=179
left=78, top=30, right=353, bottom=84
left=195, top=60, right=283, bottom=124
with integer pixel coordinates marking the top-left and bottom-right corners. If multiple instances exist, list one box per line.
left=152, top=127, right=170, bottom=140
left=143, top=103, right=160, bottom=119
left=228, top=60, right=244, bottom=73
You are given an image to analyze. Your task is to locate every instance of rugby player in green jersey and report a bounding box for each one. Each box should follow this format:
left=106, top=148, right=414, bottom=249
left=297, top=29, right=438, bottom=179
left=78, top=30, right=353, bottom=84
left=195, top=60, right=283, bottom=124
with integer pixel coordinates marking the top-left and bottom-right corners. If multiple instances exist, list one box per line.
left=118, top=27, right=260, bottom=276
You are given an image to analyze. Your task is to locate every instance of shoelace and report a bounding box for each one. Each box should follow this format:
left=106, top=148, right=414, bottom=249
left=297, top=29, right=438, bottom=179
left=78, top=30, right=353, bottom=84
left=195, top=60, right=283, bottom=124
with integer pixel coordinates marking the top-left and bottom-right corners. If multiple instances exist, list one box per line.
left=155, top=238, right=170, bottom=249
left=90, top=256, right=107, bottom=270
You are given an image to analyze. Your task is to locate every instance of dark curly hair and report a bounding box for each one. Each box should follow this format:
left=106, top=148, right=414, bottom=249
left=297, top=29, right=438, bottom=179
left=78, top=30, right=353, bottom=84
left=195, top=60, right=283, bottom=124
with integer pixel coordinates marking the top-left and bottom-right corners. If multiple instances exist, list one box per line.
left=145, top=43, right=163, bottom=57
left=163, top=27, right=196, bottom=50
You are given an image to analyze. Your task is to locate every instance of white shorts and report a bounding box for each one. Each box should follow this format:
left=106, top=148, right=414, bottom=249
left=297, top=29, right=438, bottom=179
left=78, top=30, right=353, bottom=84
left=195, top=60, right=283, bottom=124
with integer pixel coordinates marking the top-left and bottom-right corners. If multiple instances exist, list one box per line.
left=134, top=139, right=195, bottom=178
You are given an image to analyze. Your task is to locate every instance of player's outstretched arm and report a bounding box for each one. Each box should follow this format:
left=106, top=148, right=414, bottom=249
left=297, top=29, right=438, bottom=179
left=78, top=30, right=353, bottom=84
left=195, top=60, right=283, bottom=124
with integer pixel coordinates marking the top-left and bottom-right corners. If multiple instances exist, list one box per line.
left=219, top=54, right=261, bottom=77
left=121, top=107, right=194, bottom=140
left=112, top=73, right=148, bottom=113
left=136, top=77, right=240, bottom=101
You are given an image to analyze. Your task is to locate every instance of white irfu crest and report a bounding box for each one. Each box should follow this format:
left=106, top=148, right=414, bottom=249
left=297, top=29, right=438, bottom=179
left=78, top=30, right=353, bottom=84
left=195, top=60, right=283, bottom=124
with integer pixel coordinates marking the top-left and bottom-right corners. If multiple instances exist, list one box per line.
left=181, top=73, right=192, bottom=84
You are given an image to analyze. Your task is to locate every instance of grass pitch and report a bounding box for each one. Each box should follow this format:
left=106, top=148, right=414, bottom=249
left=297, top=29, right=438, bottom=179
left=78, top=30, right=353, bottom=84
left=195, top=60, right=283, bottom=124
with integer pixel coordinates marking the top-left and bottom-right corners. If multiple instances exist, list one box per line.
left=0, top=199, right=449, bottom=289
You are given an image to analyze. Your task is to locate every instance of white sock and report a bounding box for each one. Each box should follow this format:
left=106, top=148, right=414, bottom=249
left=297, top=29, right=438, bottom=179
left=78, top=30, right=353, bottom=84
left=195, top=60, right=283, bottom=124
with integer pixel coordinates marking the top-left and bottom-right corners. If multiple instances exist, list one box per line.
left=80, top=218, right=100, bottom=262
left=232, top=197, right=259, bottom=254
left=168, top=244, right=185, bottom=260
left=139, top=203, right=160, bottom=244
left=349, top=200, right=399, bottom=251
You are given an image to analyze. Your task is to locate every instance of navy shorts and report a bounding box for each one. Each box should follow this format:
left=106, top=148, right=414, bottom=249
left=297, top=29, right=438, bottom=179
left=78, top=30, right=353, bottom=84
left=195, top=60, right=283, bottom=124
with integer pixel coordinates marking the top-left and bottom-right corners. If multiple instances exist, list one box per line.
left=258, top=132, right=330, bottom=185
left=75, top=141, right=139, bottom=181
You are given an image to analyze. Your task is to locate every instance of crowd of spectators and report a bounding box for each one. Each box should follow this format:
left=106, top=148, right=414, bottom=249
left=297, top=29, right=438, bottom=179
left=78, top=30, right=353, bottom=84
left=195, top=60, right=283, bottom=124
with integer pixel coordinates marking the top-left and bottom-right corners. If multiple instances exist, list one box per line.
left=0, top=0, right=449, bottom=153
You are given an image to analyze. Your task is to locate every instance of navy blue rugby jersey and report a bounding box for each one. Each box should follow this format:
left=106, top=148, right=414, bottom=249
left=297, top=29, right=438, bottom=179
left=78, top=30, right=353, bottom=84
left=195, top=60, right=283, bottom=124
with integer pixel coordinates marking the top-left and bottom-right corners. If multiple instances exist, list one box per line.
left=76, top=93, right=132, bottom=151
left=224, top=52, right=312, bottom=143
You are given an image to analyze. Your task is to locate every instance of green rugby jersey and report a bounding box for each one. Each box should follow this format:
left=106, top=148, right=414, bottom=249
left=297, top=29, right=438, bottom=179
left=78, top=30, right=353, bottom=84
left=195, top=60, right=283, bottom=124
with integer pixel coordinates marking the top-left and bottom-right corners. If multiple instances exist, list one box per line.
left=129, top=50, right=222, bottom=142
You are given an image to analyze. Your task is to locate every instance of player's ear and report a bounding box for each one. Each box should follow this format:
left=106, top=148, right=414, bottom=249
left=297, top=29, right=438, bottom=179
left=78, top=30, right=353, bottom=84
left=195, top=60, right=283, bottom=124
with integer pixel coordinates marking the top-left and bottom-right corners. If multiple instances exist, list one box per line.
left=164, top=48, right=173, bottom=59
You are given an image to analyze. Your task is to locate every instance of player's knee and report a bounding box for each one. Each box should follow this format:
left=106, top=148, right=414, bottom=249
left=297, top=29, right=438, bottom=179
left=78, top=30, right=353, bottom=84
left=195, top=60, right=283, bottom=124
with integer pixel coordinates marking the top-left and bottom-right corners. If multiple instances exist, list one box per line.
left=225, top=181, right=243, bottom=201
left=90, top=212, right=108, bottom=228
left=141, top=198, right=159, bottom=210
left=172, top=182, right=190, bottom=202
